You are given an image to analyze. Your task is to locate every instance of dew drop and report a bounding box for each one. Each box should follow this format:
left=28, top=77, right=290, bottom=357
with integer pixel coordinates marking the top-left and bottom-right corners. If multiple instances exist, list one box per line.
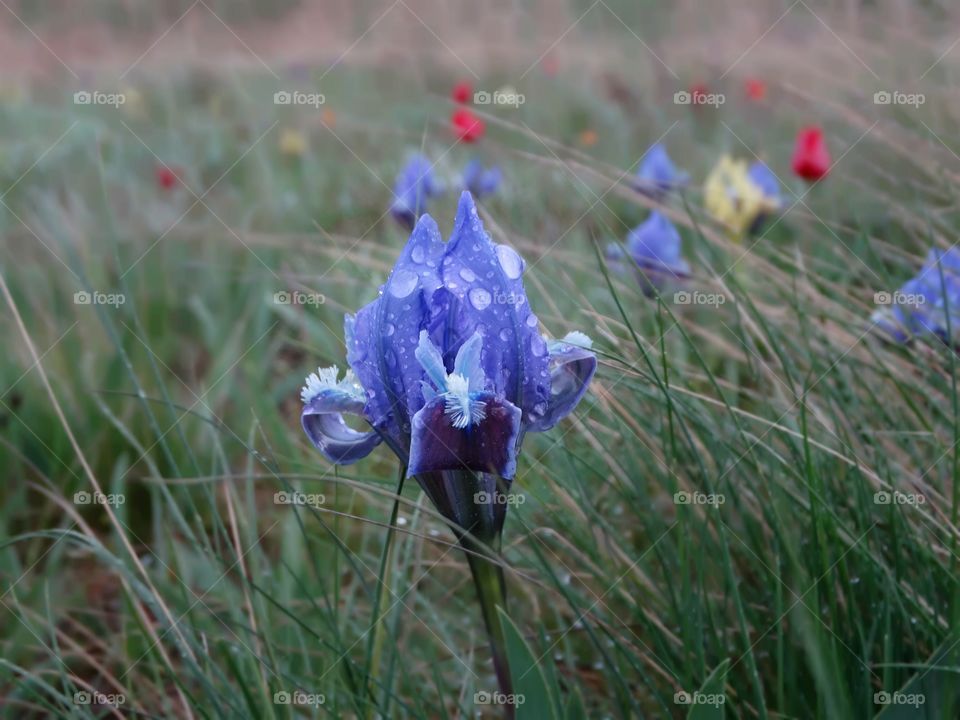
left=496, top=244, right=524, bottom=279
left=531, top=334, right=547, bottom=356
left=499, top=328, right=511, bottom=341
left=459, top=267, right=477, bottom=282
left=389, top=269, right=418, bottom=298
left=469, top=287, right=492, bottom=311
left=383, top=323, right=395, bottom=337
left=526, top=314, right=539, bottom=328
left=411, top=245, right=425, bottom=263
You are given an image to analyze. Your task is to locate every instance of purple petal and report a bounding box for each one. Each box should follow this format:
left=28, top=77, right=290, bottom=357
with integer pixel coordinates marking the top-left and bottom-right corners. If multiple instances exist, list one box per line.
left=635, top=143, right=689, bottom=197
left=463, top=159, right=502, bottom=198
left=408, top=393, right=522, bottom=478
left=439, top=192, right=550, bottom=425
left=346, top=214, right=446, bottom=451
left=391, top=154, right=442, bottom=227
left=301, top=386, right=382, bottom=465
left=528, top=334, right=597, bottom=432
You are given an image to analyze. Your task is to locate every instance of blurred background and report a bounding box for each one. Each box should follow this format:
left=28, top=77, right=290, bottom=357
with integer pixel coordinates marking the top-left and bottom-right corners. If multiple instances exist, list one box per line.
left=4, top=1, right=960, bottom=718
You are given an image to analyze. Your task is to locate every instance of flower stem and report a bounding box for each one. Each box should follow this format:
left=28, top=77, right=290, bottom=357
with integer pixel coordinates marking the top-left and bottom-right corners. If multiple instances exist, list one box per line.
left=464, top=534, right=515, bottom=720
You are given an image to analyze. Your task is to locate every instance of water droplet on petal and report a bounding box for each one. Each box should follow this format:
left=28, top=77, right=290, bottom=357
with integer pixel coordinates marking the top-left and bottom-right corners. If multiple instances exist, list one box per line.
left=459, top=268, right=477, bottom=282
left=383, top=323, right=395, bottom=337
left=526, top=314, right=539, bottom=328
left=496, top=244, right=524, bottom=279
left=499, top=328, right=511, bottom=341
left=469, top=287, right=492, bottom=311
left=531, top=335, right=547, bottom=356
left=411, top=245, right=425, bottom=263
left=389, top=269, right=418, bottom=298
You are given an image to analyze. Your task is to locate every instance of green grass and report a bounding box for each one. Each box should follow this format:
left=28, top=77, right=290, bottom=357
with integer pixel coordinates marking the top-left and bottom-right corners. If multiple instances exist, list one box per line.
left=3, top=3, right=960, bottom=718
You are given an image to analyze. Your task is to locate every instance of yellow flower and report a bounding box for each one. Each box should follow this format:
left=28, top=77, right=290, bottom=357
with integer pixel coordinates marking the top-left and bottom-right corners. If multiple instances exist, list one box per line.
left=279, top=128, right=308, bottom=157
left=704, top=155, right=776, bottom=238
left=120, top=85, right=145, bottom=117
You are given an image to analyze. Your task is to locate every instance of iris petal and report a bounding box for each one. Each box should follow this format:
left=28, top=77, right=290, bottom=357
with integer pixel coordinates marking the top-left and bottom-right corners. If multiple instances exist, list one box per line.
left=347, top=214, right=446, bottom=451
left=527, top=333, right=598, bottom=432
left=414, top=329, right=448, bottom=390
left=408, top=392, right=522, bottom=478
left=440, top=192, right=550, bottom=426
left=301, top=374, right=382, bottom=464
left=452, top=330, right=485, bottom=389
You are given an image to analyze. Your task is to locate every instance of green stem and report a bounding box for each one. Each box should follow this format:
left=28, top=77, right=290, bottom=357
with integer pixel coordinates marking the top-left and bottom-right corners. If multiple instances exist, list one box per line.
left=364, top=465, right=406, bottom=717
left=464, top=535, right=515, bottom=720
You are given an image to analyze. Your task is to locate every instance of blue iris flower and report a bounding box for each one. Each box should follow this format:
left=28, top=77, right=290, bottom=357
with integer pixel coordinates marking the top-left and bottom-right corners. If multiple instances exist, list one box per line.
left=746, top=161, right=781, bottom=234
left=302, top=192, right=596, bottom=531
left=462, top=159, right=501, bottom=198
left=872, top=247, right=960, bottom=344
left=634, top=143, right=689, bottom=198
left=390, top=154, right=443, bottom=231
left=747, top=161, right=779, bottom=201
left=606, top=211, right=690, bottom=296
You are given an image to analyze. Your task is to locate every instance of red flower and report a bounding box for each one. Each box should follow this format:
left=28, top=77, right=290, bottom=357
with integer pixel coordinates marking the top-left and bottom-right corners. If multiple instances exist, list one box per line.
left=745, top=78, right=766, bottom=101
left=452, top=80, right=472, bottom=104
left=451, top=108, right=485, bottom=143
left=791, top=126, right=831, bottom=182
left=155, top=165, right=182, bottom=190
left=542, top=53, right=560, bottom=78
left=689, top=82, right=709, bottom=104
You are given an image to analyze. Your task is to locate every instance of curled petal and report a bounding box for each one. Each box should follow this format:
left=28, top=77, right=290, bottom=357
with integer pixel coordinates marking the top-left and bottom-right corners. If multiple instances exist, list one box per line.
left=301, top=371, right=382, bottom=464
left=408, top=392, right=522, bottom=478
left=528, top=332, right=597, bottom=432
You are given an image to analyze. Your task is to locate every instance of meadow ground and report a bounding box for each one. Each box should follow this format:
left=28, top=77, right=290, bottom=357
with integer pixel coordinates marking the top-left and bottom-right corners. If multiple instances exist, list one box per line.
left=3, top=1, right=960, bottom=718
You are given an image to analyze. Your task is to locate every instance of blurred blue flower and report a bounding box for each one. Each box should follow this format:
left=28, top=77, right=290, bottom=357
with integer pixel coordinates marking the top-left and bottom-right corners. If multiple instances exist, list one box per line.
left=746, top=161, right=782, bottom=234
left=634, top=143, right=689, bottom=198
left=302, top=192, right=596, bottom=531
left=462, top=159, right=501, bottom=198
left=607, top=211, right=690, bottom=296
left=872, top=247, right=960, bottom=344
left=391, top=154, right=443, bottom=230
